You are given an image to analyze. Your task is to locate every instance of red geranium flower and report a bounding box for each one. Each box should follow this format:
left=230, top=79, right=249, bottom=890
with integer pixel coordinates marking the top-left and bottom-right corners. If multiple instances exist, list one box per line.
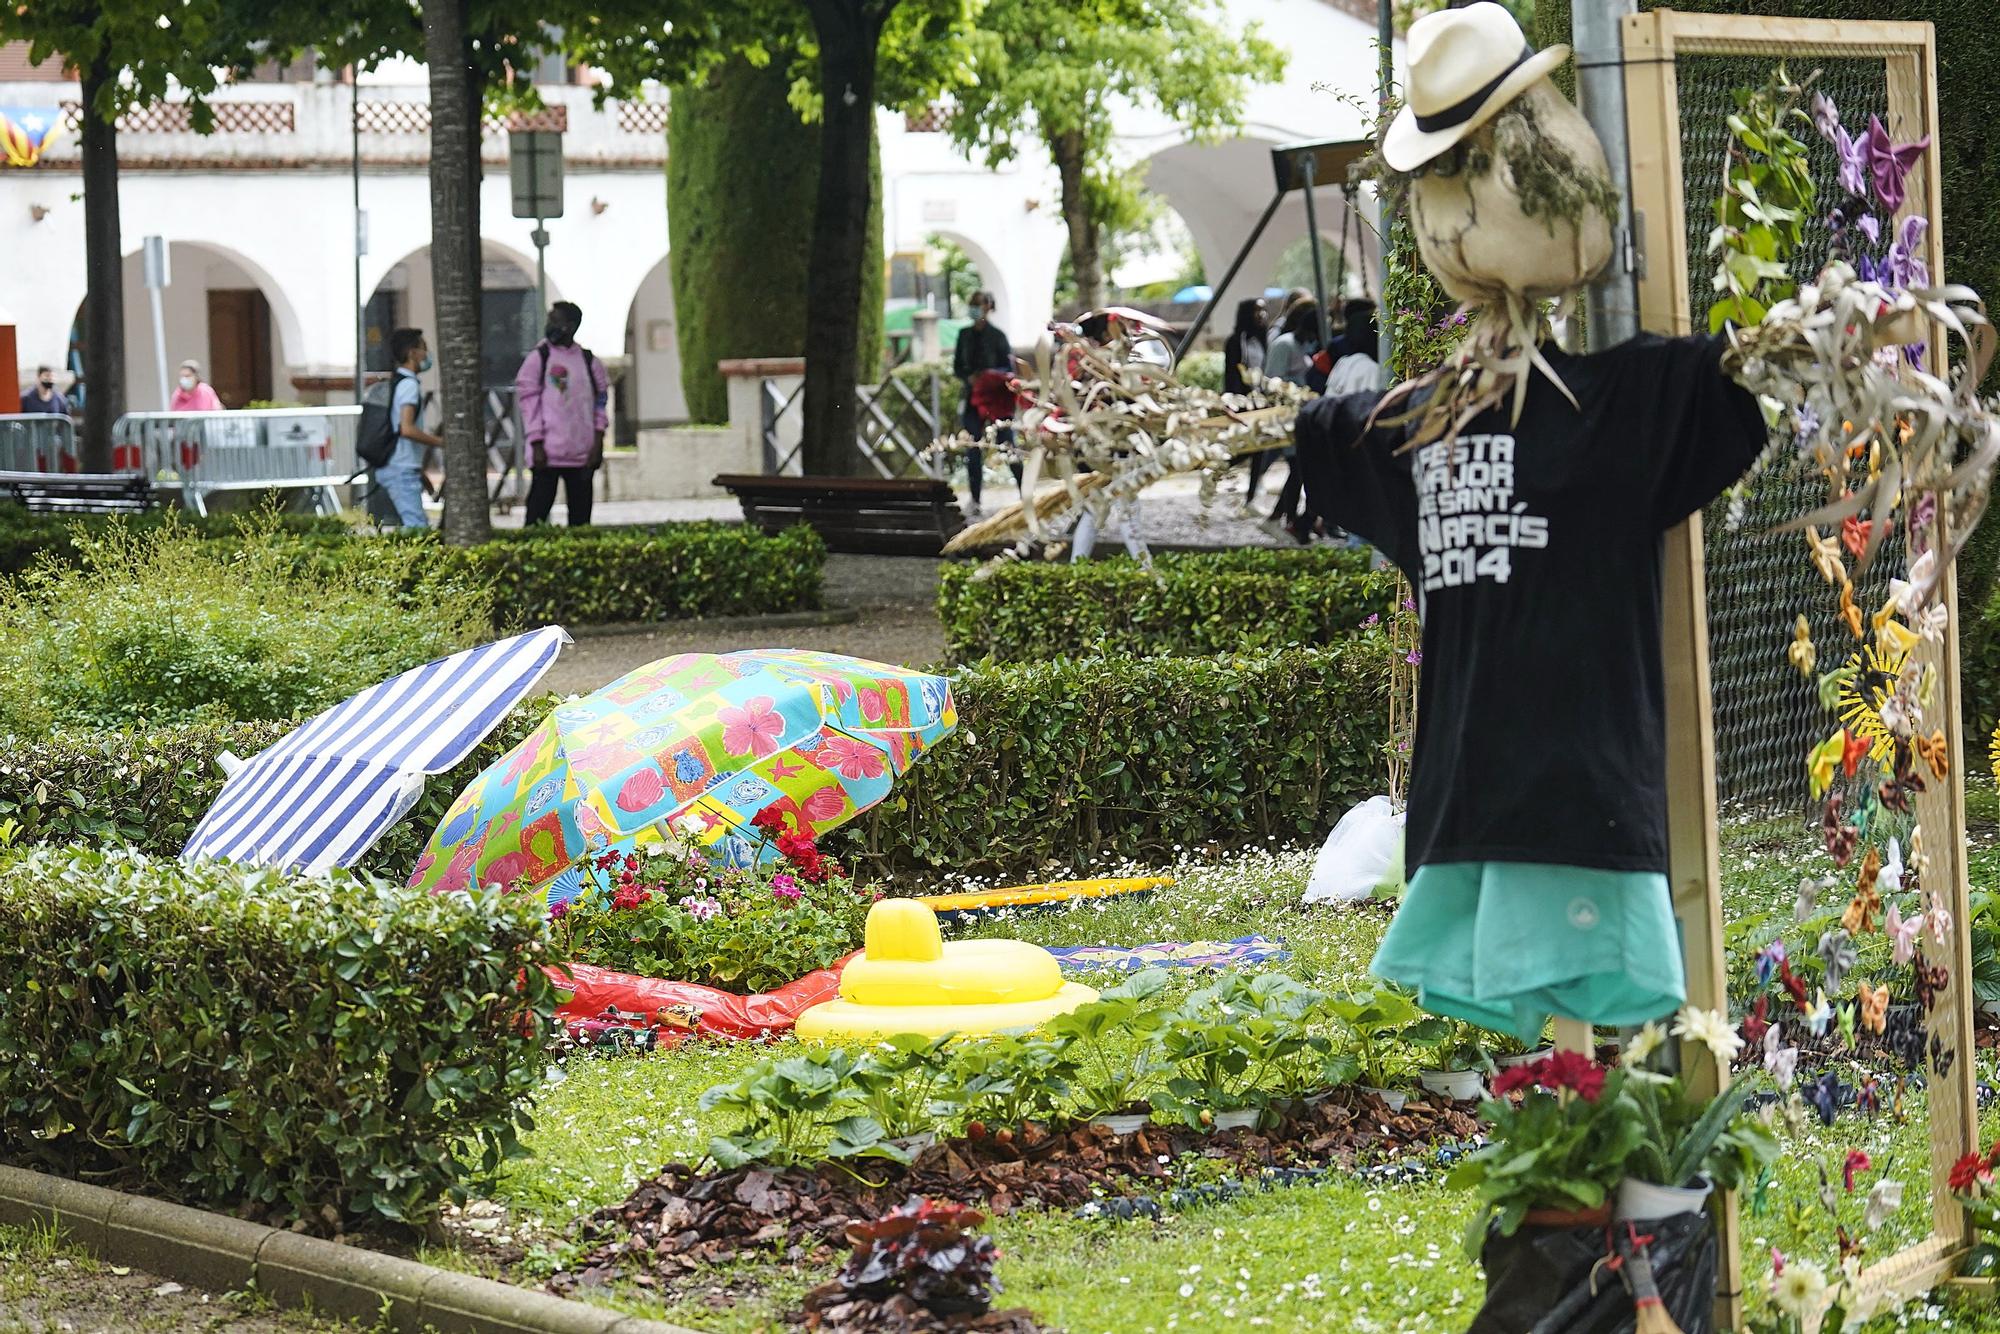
left=1491, top=1065, right=1536, bottom=1098
left=611, top=884, right=652, bottom=912
left=1950, top=1150, right=1988, bottom=1195
left=1538, top=1050, right=1607, bottom=1103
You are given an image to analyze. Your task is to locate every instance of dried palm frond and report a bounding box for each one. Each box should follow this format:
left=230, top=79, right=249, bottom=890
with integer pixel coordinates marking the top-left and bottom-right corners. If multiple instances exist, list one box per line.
left=1724, top=260, right=2000, bottom=571
left=929, top=320, right=1307, bottom=567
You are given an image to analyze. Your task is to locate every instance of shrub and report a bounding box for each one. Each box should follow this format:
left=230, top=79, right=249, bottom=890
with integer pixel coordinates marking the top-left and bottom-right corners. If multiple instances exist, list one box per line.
left=0, top=847, right=556, bottom=1225
left=936, top=548, right=1398, bottom=661
left=0, top=505, right=347, bottom=576
left=1176, top=350, right=1225, bottom=392
left=0, top=519, right=491, bottom=736
left=831, top=641, right=1393, bottom=877
left=458, top=522, right=825, bottom=629
left=0, top=643, right=1391, bottom=883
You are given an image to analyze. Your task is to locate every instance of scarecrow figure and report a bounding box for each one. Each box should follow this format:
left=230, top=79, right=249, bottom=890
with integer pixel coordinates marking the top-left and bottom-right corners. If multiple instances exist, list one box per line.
left=1295, top=2, right=1994, bottom=1041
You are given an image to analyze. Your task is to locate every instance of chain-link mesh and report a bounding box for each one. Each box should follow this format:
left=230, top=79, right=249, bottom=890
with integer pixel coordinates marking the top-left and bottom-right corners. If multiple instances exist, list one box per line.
left=1676, top=56, right=1904, bottom=811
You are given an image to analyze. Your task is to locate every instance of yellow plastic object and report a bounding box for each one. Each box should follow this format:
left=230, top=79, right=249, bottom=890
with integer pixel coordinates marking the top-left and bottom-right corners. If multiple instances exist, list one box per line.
left=915, top=876, right=1173, bottom=917
left=795, top=898, right=1098, bottom=1040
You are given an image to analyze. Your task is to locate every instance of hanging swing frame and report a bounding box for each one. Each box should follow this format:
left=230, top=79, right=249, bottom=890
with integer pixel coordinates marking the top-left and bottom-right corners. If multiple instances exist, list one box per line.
left=1551, top=12, right=1971, bottom=1331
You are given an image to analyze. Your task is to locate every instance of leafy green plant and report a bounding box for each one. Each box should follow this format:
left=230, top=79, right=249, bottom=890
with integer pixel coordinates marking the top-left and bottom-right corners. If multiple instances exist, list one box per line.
left=955, top=1032, right=1080, bottom=1130
left=0, top=847, right=556, bottom=1226
left=936, top=547, right=1395, bottom=663
left=847, top=1035, right=964, bottom=1139
left=0, top=515, right=491, bottom=735
left=1708, top=67, right=1817, bottom=333
left=1620, top=1067, right=1780, bottom=1193
left=699, top=1047, right=912, bottom=1171
left=1046, top=968, right=1170, bottom=1117
left=1149, top=973, right=1332, bottom=1127
left=1323, top=987, right=1426, bottom=1090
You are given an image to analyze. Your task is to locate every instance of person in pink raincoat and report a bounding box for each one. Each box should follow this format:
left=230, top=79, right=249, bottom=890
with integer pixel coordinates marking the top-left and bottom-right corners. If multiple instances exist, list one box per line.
left=514, top=301, right=609, bottom=526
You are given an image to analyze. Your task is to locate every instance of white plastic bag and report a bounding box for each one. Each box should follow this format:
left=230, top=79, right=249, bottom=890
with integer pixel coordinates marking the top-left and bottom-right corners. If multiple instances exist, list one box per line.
left=1303, top=795, right=1406, bottom=903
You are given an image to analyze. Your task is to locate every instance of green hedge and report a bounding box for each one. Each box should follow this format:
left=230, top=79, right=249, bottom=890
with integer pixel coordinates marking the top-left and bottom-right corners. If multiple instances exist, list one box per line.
left=937, top=548, right=1397, bottom=662
left=0, top=511, right=827, bottom=630
left=0, top=643, right=1391, bottom=883
left=829, top=643, right=1393, bottom=877
left=0, top=847, right=555, bottom=1225
left=0, top=507, right=348, bottom=577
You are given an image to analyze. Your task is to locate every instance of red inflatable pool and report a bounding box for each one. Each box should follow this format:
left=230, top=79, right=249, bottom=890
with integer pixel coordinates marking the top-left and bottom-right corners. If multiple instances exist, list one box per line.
left=547, top=955, right=856, bottom=1050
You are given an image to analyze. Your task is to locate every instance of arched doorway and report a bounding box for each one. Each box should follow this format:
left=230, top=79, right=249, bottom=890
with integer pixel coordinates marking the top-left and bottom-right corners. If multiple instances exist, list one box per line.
left=77, top=241, right=306, bottom=411
left=620, top=254, right=685, bottom=440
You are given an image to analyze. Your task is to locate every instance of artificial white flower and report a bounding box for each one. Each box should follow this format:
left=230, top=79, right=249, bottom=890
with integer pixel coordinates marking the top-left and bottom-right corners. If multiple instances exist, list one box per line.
left=1763, top=1024, right=1799, bottom=1090
left=1773, top=1259, right=1828, bottom=1315
left=1865, top=1177, right=1905, bottom=1231
left=1672, top=1005, right=1745, bottom=1064
left=1876, top=838, right=1903, bottom=895
left=1623, top=1021, right=1667, bottom=1067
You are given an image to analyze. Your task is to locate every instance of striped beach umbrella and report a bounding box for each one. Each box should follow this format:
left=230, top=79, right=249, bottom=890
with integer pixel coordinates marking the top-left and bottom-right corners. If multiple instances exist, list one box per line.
left=182, top=626, right=571, bottom=874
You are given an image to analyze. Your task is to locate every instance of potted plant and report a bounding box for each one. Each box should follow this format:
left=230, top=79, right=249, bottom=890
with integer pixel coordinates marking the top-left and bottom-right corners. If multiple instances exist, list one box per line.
left=1149, top=974, right=1315, bottom=1132
left=1613, top=1013, right=1779, bottom=1220
left=1411, top=1020, right=1491, bottom=1102
left=1323, top=986, right=1423, bottom=1111
left=847, top=1034, right=961, bottom=1153
left=1048, top=969, right=1168, bottom=1134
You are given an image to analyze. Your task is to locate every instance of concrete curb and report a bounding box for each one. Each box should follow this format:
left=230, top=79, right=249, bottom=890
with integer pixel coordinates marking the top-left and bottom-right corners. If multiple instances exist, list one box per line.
left=0, top=1165, right=696, bottom=1334
left=574, top=606, right=858, bottom=638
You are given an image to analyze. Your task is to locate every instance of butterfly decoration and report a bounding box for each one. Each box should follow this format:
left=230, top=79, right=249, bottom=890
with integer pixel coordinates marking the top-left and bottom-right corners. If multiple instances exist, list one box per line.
left=1819, top=665, right=1858, bottom=712
left=1837, top=1223, right=1867, bottom=1267
left=1779, top=957, right=1812, bottom=1008
left=1841, top=846, right=1883, bottom=934
left=1864, top=114, right=1930, bottom=215
left=1841, top=514, right=1875, bottom=558
left=1789, top=614, right=1818, bottom=677
left=1911, top=602, right=1949, bottom=642
left=1876, top=837, right=1904, bottom=894
left=1807, top=525, right=1848, bottom=585
left=1891, top=548, right=1938, bottom=617
left=1809, top=731, right=1844, bottom=799
left=1839, top=580, right=1866, bottom=639
left=1755, top=942, right=1787, bottom=988
left=1915, top=728, right=1949, bottom=782
left=1930, top=1032, right=1957, bottom=1079
left=1795, top=875, right=1831, bottom=922
left=1856, top=1071, right=1883, bottom=1116
left=1914, top=958, right=1950, bottom=1011
left=1840, top=729, right=1872, bottom=778
left=1743, top=992, right=1772, bottom=1044
left=1885, top=902, right=1922, bottom=965
left=1857, top=981, right=1889, bottom=1034
left=1836, top=998, right=1858, bottom=1051
left=1818, top=930, right=1859, bottom=992
left=1924, top=895, right=1953, bottom=949
left=1822, top=791, right=1858, bottom=865
left=1876, top=616, right=1922, bottom=659
left=1878, top=767, right=1923, bottom=815
left=1807, top=988, right=1837, bottom=1037
left=1764, top=1022, right=1799, bottom=1089
left=1809, top=1071, right=1843, bottom=1125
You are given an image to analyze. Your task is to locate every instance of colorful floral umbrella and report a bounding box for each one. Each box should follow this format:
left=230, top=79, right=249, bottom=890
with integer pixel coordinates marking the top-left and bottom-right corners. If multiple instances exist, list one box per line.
left=408, top=649, right=957, bottom=905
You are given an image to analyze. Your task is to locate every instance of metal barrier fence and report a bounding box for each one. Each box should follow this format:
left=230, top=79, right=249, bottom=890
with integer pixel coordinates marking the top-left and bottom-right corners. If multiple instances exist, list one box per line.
left=111, top=408, right=360, bottom=516
left=0, top=413, right=80, bottom=473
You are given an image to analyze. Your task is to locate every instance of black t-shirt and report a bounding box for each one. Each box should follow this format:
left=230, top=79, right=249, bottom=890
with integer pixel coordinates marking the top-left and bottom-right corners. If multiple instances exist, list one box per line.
left=1294, top=333, right=1767, bottom=874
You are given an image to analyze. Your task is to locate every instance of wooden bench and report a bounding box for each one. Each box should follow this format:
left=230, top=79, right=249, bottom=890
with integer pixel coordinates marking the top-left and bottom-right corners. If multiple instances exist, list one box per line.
left=0, top=470, right=157, bottom=516
left=714, top=474, right=965, bottom=556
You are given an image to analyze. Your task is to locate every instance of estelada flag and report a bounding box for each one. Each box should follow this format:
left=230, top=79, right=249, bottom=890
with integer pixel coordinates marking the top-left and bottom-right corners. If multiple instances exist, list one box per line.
left=0, top=107, right=61, bottom=167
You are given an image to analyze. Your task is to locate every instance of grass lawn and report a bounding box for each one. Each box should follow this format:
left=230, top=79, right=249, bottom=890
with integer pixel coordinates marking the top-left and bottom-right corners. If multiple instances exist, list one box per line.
left=468, top=809, right=2000, bottom=1332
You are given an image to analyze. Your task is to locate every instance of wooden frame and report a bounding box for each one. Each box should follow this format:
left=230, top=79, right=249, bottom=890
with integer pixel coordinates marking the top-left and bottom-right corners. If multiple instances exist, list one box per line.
left=1615, top=11, right=1972, bottom=1330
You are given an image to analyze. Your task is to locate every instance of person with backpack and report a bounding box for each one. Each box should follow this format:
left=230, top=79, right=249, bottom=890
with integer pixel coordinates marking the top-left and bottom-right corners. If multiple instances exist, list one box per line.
left=358, top=328, right=440, bottom=530
left=515, top=300, right=609, bottom=527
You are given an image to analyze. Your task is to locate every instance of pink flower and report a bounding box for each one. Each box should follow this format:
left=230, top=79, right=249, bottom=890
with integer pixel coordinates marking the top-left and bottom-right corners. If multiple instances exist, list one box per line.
left=718, top=696, right=785, bottom=758
left=800, top=785, right=848, bottom=824
left=818, top=734, right=887, bottom=781
left=678, top=894, right=721, bottom=921
left=771, top=875, right=803, bottom=903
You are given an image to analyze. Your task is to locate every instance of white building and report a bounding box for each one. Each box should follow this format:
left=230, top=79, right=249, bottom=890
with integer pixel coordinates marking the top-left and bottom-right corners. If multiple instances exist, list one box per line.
left=0, top=0, right=1391, bottom=437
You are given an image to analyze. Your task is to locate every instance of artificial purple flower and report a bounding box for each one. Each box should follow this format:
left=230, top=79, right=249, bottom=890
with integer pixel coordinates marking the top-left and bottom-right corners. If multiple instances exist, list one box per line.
left=1834, top=123, right=1869, bottom=198
left=1856, top=253, right=1882, bottom=285
left=1866, top=115, right=1929, bottom=215
left=1811, top=91, right=1843, bottom=143
left=1887, top=214, right=1930, bottom=289
left=1404, top=649, right=1423, bottom=665
left=1855, top=213, right=1881, bottom=247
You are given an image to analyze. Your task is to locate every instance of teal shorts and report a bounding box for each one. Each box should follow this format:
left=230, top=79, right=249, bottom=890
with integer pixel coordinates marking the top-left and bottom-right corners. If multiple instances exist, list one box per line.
left=1369, top=860, right=1685, bottom=1042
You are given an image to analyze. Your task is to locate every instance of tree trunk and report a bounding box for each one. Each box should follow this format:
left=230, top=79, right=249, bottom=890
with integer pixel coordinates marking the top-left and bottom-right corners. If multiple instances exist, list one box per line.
left=799, top=1, right=886, bottom=477
left=424, top=0, right=491, bottom=545
left=78, top=55, right=123, bottom=472
left=1051, top=129, right=1103, bottom=312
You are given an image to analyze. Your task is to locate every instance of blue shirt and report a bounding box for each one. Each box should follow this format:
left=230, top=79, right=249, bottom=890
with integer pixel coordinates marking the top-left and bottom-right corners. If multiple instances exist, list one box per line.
left=388, top=370, right=425, bottom=470
left=18, top=388, right=69, bottom=416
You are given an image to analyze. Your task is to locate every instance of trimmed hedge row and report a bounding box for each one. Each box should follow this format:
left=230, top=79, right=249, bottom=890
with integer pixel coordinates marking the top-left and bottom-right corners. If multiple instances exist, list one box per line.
left=0, top=508, right=348, bottom=576
left=937, top=548, right=1398, bottom=662
left=0, top=641, right=1392, bottom=883
left=0, top=847, right=556, bottom=1225
left=0, top=509, right=827, bottom=629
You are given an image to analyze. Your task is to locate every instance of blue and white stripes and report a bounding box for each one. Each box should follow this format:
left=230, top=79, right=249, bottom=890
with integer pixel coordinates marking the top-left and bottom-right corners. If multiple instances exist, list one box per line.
left=182, top=626, right=570, bottom=874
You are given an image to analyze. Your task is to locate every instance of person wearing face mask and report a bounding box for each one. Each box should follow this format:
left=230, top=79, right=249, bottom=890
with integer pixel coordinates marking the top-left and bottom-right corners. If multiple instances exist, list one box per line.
left=514, top=300, right=609, bottom=527
left=376, top=327, right=442, bottom=530
left=19, top=366, right=71, bottom=417
left=168, top=359, right=225, bottom=412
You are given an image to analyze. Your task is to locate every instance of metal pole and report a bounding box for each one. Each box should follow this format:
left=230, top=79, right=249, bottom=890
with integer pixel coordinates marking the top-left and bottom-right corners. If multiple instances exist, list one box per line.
left=353, top=73, right=365, bottom=402
left=148, top=287, right=169, bottom=408
left=534, top=215, right=549, bottom=322
left=1574, top=0, right=1640, bottom=349
left=1172, top=189, right=1285, bottom=362
left=1377, top=0, right=1396, bottom=379
left=1300, top=157, right=1333, bottom=348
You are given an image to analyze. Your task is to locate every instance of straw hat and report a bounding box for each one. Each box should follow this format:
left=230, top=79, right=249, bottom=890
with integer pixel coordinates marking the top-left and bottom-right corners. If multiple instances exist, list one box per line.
left=1382, top=2, right=1570, bottom=173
